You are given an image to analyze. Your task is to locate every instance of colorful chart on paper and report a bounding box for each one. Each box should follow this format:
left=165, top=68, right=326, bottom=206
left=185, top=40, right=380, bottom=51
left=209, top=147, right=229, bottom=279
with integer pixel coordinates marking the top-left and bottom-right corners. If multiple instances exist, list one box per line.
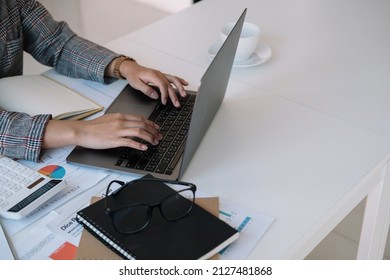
left=38, top=165, right=66, bottom=179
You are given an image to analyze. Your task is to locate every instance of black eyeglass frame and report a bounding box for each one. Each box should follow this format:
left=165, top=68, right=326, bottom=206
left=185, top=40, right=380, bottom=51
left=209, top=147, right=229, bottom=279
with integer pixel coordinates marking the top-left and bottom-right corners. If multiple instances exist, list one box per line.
left=104, top=178, right=197, bottom=234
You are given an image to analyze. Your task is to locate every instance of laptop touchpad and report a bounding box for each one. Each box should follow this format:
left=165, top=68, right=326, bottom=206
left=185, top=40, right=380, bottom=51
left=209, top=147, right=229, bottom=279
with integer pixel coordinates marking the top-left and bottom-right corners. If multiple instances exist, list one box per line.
left=111, top=102, right=155, bottom=118
left=106, top=85, right=157, bottom=118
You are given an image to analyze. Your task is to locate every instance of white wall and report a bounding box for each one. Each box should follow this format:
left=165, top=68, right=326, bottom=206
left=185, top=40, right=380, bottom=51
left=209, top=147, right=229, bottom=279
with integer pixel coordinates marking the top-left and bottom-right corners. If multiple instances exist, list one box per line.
left=135, top=0, right=192, bottom=13
left=78, top=0, right=170, bottom=45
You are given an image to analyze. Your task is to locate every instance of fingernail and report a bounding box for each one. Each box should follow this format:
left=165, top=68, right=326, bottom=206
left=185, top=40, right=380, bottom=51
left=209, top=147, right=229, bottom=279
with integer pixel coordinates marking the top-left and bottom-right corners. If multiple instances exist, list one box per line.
left=141, top=144, right=148, bottom=150
left=151, top=91, right=159, bottom=99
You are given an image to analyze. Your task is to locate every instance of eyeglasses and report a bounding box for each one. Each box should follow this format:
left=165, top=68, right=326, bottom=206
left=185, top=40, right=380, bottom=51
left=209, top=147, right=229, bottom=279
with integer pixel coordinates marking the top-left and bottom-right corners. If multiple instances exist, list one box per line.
left=104, top=178, right=196, bottom=234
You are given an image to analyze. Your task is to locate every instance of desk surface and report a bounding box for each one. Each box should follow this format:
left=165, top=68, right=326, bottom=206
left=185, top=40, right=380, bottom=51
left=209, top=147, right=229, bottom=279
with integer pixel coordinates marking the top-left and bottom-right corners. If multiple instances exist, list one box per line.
left=123, top=0, right=390, bottom=137
left=106, top=0, right=390, bottom=259
left=106, top=37, right=390, bottom=258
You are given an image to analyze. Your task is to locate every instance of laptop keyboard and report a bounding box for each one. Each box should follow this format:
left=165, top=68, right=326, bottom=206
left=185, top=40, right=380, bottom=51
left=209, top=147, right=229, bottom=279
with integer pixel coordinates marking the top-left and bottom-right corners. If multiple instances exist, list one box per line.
left=115, top=94, right=195, bottom=175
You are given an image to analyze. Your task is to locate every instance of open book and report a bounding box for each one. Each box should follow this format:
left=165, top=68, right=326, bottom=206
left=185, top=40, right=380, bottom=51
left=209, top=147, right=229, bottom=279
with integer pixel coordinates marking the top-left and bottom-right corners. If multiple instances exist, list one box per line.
left=0, top=74, right=103, bottom=120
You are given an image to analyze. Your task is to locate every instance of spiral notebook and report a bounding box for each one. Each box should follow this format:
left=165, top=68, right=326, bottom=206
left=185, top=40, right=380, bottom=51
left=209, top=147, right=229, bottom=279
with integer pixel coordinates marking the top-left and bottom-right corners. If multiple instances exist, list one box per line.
left=75, top=176, right=239, bottom=260
left=75, top=196, right=220, bottom=260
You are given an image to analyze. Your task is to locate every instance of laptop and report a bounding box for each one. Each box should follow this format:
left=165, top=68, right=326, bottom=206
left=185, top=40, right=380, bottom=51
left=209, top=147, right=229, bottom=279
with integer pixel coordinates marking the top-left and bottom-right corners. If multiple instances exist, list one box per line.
left=66, top=9, right=247, bottom=180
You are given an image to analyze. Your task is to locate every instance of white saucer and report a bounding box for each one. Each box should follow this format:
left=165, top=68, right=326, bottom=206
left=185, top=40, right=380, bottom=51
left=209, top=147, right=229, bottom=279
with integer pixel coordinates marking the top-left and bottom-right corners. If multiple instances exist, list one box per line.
left=208, top=43, right=272, bottom=68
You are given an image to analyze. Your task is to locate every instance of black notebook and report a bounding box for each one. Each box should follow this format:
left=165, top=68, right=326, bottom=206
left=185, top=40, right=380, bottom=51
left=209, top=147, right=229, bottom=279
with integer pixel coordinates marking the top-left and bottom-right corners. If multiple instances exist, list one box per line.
left=76, top=176, right=239, bottom=260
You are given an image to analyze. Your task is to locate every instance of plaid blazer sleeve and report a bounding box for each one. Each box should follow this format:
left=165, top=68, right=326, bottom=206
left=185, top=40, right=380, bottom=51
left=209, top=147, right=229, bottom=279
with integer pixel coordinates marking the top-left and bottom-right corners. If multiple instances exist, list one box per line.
left=0, top=0, right=121, bottom=161
left=20, top=0, right=118, bottom=83
left=0, top=109, right=51, bottom=161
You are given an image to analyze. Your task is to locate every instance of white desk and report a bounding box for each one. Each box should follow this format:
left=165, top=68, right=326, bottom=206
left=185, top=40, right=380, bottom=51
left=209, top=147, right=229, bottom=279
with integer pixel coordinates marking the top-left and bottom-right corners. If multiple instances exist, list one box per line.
left=102, top=33, right=390, bottom=259
left=125, top=0, right=390, bottom=137
left=105, top=0, right=390, bottom=259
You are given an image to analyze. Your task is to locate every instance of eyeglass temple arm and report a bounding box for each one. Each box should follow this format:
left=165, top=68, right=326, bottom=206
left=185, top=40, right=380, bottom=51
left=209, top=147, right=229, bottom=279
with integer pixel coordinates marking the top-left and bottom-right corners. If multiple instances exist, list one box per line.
left=112, top=178, right=196, bottom=196
left=106, top=180, right=126, bottom=197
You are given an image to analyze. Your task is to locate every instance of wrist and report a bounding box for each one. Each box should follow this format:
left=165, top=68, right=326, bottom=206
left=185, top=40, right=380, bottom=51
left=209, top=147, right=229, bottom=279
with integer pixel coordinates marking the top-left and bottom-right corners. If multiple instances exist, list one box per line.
left=42, top=120, right=78, bottom=148
left=112, top=55, right=136, bottom=79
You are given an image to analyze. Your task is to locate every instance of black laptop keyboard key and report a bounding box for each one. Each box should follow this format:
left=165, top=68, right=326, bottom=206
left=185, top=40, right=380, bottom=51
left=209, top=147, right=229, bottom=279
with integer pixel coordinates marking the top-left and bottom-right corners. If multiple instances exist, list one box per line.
left=156, top=162, right=169, bottom=174
left=118, top=94, right=195, bottom=175
left=168, top=137, right=186, bottom=171
left=135, top=158, right=149, bottom=170
left=125, top=156, right=139, bottom=168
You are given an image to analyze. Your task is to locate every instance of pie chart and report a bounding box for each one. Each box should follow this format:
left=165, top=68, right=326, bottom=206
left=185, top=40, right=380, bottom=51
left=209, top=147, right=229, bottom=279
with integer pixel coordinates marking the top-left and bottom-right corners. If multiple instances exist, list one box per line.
left=38, top=165, right=66, bottom=179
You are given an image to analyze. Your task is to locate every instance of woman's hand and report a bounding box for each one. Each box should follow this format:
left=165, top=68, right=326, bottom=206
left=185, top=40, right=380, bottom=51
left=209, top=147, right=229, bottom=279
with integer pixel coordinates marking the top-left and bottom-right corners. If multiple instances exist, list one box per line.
left=49, top=58, right=189, bottom=152
left=119, top=59, right=189, bottom=107
left=42, top=113, right=163, bottom=151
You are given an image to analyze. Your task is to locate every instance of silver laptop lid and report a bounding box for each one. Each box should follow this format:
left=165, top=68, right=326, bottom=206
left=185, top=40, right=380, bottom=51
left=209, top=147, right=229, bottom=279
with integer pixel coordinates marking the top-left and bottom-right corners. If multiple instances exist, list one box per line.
left=179, top=8, right=247, bottom=177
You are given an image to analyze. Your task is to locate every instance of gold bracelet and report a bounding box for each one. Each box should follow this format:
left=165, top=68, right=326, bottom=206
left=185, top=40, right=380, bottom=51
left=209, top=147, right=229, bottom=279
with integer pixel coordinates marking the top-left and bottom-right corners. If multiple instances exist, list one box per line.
left=113, top=55, right=136, bottom=79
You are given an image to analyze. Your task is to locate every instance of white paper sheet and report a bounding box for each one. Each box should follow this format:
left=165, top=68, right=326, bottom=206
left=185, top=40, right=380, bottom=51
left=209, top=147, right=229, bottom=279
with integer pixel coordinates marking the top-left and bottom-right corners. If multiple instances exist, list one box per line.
left=0, top=222, right=15, bottom=260
left=218, top=199, right=275, bottom=259
left=43, top=69, right=127, bottom=110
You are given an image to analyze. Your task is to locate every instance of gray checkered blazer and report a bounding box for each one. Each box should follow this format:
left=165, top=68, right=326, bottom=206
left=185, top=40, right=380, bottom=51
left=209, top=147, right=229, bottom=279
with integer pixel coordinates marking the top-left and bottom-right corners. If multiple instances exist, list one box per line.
left=0, top=0, right=119, bottom=161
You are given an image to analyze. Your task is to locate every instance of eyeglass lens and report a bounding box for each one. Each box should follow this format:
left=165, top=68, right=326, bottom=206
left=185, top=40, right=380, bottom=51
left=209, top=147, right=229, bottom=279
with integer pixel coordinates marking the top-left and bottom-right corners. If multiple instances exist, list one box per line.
left=113, top=205, right=151, bottom=234
left=161, top=188, right=194, bottom=220
left=112, top=188, right=194, bottom=234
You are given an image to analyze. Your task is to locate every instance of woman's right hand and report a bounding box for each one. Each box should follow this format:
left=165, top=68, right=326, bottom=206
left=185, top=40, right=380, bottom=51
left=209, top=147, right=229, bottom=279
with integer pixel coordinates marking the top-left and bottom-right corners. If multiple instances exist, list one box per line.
left=42, top=113, right=163, bottom=151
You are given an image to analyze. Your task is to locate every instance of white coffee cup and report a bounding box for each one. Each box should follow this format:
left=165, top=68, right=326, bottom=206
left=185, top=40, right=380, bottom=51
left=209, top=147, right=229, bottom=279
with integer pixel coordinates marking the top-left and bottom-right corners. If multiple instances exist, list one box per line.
left=221, top=22, right=260, bottom=61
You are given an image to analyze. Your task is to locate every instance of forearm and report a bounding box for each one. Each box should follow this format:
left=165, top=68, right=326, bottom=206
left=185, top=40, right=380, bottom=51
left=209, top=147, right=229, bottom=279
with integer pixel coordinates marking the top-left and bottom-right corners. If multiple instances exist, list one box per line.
left=56, top=35, right=119, bottom=83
